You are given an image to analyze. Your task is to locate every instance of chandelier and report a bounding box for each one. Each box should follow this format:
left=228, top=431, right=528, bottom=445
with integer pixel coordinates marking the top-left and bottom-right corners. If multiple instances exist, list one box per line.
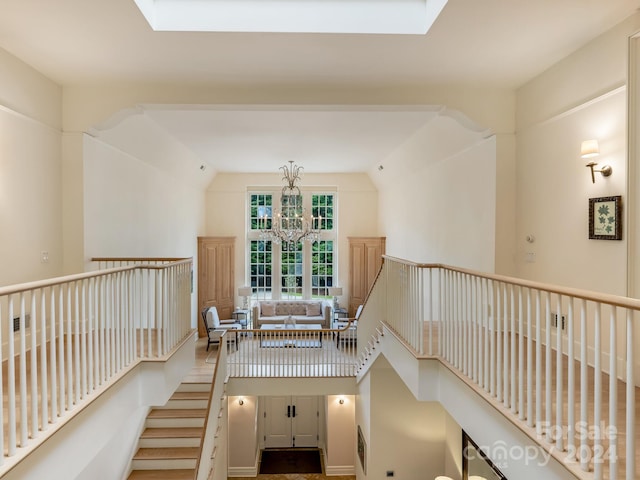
left=259, top=161, right=321, bottom=245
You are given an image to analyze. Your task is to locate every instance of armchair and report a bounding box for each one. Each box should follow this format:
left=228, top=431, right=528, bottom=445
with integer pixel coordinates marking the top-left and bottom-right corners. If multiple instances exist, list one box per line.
left=335, top=304, right=363, bottom=347
left=201, top=306, right=242, bottom=351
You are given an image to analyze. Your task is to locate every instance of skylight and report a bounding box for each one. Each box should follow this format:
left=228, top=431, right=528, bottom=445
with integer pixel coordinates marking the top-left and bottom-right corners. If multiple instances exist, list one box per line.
left=133, top=0, right=448, bottom=35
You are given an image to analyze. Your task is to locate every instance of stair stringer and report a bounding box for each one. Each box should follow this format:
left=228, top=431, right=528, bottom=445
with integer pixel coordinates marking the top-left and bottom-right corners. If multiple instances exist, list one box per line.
left=373, top=326, right=586, bottom=480
left=355, top=323, right=385, bottom=383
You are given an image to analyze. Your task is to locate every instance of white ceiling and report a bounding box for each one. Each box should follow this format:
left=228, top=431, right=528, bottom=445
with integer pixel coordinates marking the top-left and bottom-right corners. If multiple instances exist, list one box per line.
left=1, top=0, right=638, bottom=173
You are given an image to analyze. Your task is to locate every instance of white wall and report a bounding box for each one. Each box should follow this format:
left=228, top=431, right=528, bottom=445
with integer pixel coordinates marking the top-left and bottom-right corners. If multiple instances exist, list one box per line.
left=81, top=114, right=208, bottom=327
left=0, top=49, right=63, bottom=287
left=516, top=89, right=627, bottom=293
left=516, top=13, right=640, bottom=294
left=228, top=395, right=259, bottom=474
left=326, top=395, right=356, bottom=475
left=205, top=172, right=378, bottom=305
left=368, top=359, right=449, bottom=480
left=373, top=114, right=497, bottom=272
left=83, top=135, right=204, bottom=258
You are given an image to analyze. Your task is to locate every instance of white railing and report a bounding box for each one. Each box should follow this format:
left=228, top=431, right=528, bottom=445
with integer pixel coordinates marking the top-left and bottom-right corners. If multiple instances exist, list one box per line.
left=227, top=326, right=358, bottom=377
left=196, top=331, right=228, bottom=480
left=0, top=258, right=193, bottom=472
left=382, top=256, right=637, bottom=480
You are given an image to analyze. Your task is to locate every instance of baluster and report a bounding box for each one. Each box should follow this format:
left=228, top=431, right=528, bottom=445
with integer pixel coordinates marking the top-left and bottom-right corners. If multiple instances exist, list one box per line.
left=555, top=294, right=563, bottom=452
left=7, top=297, right=17, bottom=455
left=580, top=298, right=589, bottom=472
left=489, top=280, right=495, bottom=397
left=19, top=293, right=28, bottom=446
left=594, top=304, right=602, bottom=480
left=566, top=299, right=575, bottom=459
left=30, top=292, right=39, bottom=439
left=66, top=283, right=73, bottom=411
left=535, top=290, right=542, bottom=437
left=526, top=288, right=533, bottom=427
left=40, top=289, right=49, bottom=430
left=625, top=309, right=635, bottom=480
left=608, top=306, right=617, bottom=480
left=50, top=287, right=58, bottom=419
left=74, top=282, right=81, bottom=405
left=0, top=300, right=4, bottom=463
left=544, top=293, right=551, bottom=441
left=58, top=286, right=65, bottom=415
left=518, top=286, right=525, bottom=420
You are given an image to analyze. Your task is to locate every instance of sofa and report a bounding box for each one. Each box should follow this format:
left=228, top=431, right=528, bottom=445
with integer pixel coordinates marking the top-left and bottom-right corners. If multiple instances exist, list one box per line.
left=252, top=299, right=331, bottom=329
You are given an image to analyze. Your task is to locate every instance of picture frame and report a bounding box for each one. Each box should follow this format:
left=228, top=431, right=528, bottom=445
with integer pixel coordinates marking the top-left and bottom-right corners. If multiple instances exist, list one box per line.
left=588, top=196, right=622, bottom=240
left=357, top=425, right=366, bottom=474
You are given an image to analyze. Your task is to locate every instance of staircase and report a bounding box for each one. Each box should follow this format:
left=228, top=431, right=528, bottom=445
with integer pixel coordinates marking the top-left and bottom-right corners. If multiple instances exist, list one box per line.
left=127, top=382, right=210, bottom=479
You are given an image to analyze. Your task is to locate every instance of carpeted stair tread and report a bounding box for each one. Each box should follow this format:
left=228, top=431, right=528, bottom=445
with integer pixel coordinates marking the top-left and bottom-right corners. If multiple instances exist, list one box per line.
left=127, top=469, right=195, bottom=479
left=147, top=408, right=206, bottom=418
left=141, top=427, right=203, bottom=438
left=133, top=447, right=199, bottom=460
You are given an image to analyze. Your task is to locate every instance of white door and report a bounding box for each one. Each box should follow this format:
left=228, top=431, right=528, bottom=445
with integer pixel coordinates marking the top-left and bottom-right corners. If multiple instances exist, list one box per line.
left=291, top=396, right=318, bottom=447
left=264, top=396, right=319, bottom=448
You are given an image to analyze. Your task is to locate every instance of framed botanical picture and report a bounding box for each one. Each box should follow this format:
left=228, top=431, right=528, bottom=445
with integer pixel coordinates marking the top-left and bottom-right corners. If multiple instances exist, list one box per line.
left=589, top=196, right=622, bottom=240
left=357, top=425, right=366, bottom=474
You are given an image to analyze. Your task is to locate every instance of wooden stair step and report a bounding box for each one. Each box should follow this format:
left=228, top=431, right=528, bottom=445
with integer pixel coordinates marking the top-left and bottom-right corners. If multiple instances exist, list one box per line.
left=147, top=408, right=206, bottom=419
left=133, top=447, right=199, bottom=460
left=127, top=469, right=195, bottom=479
left=170, top=391, right=209, bottom=401
left=141, top=427, right=202, bottom=439
left=176, top=382, right=211, bottom=393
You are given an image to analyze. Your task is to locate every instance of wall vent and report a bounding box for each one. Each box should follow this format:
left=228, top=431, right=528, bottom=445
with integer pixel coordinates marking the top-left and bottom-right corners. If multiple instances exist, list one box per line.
left=13, top=314, right=30, bottom=332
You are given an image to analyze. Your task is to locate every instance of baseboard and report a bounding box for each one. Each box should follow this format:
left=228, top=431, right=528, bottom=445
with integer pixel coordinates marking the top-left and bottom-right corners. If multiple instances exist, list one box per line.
left=325, top=465, right=356, bottom=475
left=227, top=466, right=258, bottom=477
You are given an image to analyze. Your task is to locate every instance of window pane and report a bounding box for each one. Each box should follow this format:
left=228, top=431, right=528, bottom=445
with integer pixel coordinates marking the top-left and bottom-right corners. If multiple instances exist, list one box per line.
left=250, top=194, right=273, bottom=230
left=312, top=194, right=334, bottom=230
left=311, top=240, right=334, bottom=297
left=250, top=240, right=272, bottom=299
left=281, top=242, right=303, bottom=299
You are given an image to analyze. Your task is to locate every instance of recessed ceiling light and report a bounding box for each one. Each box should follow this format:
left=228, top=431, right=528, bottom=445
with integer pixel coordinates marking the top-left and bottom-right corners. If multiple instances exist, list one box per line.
left=133, top=0, right=448, bottom=35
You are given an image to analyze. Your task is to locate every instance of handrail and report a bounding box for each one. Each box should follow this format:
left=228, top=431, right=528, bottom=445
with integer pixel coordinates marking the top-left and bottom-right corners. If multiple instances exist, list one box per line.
left=91, top=257, right=189, bottom=262
left=383, top=255, right=640, bottom=310
left=0, top=258, right=193, bottom=473
left=195, top=331, right=227, bottom=480
left=380, top=257, right=637, bottom=480
left=226, top=326, right=359, bottom=378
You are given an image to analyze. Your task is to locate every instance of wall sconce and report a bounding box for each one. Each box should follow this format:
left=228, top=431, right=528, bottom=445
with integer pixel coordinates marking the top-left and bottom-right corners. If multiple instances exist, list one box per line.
left=338, top=397, right=345, bottom=405
left=238, top=397, right=244, bottom=406
left=581, top=139, right=612, bottom=183
left=238, top=286, right=252, bottom=310
left=328, top=287, right=343, bottom=310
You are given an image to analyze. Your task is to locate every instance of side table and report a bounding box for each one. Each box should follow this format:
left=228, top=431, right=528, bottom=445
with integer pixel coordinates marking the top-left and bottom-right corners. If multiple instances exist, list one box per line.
left=333, top=308, right=348, bottom=327
left=232, top=309, right=251, bottom=329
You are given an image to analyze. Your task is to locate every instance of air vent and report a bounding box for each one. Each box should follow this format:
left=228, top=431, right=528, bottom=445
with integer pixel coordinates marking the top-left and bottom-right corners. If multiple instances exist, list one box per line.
left=13, top=314, right=30, bottom=332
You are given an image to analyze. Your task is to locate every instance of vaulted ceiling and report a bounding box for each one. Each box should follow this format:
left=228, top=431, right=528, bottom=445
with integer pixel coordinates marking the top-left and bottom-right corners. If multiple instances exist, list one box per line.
left=1, top=0, right=638, bottom=173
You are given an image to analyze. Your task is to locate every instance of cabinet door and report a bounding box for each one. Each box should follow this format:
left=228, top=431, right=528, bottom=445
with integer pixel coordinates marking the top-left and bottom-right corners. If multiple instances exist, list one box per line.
left=198, top=236, right=235, bottom=337
left=348, top=237, right=385, bottom=316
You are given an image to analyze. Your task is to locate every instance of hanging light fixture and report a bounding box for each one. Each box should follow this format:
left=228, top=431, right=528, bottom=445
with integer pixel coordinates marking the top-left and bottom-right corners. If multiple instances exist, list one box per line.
left=259, top=161, right=321, bottom=245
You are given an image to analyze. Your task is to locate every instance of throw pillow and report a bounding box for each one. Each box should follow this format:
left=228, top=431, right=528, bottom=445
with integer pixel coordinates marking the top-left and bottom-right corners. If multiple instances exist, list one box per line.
left=292, top=303, right=307, bottom=315
left=306, top=303, right=322, bottom=316
left=276, top=303, right=292, bottom=315
left=261, top=303, right=276, bottom=316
